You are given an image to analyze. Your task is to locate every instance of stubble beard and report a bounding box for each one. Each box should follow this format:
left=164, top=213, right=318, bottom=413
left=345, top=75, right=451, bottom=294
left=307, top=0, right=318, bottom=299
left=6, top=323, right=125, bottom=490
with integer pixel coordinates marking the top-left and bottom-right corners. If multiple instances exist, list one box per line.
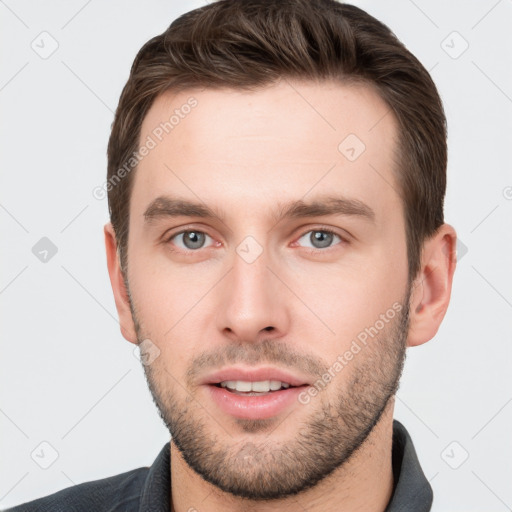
left=129, top=286, right=410, bottom=501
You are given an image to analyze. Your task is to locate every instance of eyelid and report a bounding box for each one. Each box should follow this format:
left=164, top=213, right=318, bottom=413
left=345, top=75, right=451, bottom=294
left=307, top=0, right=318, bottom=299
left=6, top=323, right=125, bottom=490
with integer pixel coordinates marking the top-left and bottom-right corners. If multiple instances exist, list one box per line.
left=163, top=223, right=215, bottom=240
left=294, top=224, right=351, bottom=243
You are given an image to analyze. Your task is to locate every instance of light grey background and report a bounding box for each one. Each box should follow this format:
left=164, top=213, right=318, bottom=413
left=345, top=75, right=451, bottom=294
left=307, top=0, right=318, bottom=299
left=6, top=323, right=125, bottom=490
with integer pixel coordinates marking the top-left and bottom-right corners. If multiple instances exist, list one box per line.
left=1, top=1, right=511, bottom=510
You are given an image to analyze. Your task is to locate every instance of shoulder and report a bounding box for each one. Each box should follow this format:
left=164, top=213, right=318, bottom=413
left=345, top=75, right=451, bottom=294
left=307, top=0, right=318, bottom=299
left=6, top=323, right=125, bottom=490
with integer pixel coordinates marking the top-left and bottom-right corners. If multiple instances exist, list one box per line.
left=2, top=466, right=149, bottom=512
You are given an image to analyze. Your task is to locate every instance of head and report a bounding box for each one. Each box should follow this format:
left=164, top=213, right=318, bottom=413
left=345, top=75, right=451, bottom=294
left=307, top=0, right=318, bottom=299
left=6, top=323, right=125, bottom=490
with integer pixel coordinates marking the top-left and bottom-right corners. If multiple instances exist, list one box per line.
left=104, top=0, right=456, bottom=501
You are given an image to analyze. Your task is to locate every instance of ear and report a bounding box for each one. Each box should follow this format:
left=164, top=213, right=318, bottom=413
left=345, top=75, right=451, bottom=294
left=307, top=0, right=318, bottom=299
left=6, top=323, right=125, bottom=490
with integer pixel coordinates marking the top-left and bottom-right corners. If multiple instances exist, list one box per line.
left=104, top=222, right=138, bottom=344
left=407, top=224, right=457, bottom=347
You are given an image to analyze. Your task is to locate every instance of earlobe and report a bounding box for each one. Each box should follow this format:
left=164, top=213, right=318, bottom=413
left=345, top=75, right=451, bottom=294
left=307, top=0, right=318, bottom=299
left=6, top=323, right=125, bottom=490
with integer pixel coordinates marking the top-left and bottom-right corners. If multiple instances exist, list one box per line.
left=104, top=223, right=138, bottom=344
left=407, top=224, right=457, bottom=347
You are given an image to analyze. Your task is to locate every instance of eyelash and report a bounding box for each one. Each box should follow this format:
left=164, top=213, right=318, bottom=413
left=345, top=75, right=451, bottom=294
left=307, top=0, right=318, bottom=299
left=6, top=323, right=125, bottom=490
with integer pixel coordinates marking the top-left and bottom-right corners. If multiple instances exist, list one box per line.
left=163, top=226, right=348, bottom=255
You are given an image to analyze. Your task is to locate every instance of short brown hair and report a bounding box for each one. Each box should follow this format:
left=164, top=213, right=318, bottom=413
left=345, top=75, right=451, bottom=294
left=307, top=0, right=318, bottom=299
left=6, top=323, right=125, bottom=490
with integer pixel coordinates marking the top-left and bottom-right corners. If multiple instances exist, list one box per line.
left=107, top=0, right=447, bottom=284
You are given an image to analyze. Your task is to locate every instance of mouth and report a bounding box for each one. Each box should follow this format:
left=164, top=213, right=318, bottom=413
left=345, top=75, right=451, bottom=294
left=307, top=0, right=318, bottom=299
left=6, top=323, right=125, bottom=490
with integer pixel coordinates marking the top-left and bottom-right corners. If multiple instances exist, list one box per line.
left=202, top=367, right=311, bottom=420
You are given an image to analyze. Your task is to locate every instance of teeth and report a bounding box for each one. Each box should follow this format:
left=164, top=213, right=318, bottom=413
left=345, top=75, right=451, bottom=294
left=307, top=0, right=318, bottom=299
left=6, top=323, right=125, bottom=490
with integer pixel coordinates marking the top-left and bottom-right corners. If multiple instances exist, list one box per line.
left=253, top=380, right=271, bottom=392
left=219, top=380, right=291, bottom=392
left=269, top=380, right=282, bottom=391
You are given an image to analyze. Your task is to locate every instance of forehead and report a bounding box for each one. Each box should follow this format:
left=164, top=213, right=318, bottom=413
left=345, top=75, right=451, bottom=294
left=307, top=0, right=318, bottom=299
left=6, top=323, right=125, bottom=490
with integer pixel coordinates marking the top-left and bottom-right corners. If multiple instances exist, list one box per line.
left=131, top=79, right=401, bottom=225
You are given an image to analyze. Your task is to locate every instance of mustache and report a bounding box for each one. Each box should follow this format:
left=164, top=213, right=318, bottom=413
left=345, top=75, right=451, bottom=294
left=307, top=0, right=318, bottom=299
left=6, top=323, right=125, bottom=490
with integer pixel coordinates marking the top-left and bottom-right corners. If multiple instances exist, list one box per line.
left=185, top=339, right=329, bottom=387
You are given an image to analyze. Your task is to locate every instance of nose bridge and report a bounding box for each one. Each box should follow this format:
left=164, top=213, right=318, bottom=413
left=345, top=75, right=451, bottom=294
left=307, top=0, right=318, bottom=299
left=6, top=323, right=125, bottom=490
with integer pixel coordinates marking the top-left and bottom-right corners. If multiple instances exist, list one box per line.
left=216, top=237, right=290, bottom=340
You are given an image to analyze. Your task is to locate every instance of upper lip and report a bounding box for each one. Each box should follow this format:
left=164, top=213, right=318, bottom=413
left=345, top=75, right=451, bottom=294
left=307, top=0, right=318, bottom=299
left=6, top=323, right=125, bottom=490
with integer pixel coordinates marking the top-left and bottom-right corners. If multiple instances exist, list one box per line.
left=202, top=366, right=311, bottom=387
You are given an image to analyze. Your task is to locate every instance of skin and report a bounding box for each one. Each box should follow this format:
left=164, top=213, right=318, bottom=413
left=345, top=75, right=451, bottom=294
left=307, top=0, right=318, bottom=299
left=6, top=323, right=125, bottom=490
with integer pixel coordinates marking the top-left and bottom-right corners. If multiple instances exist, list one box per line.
left=104, top=79, right=457, bottom=512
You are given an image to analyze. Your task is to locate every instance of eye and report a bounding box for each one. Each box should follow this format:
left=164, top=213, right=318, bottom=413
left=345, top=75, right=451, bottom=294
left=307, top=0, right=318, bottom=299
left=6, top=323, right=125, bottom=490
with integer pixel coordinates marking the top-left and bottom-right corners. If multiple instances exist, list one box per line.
left=166, top=230, right=215, bottom=251
left=295, top=229, right=345, bottom=250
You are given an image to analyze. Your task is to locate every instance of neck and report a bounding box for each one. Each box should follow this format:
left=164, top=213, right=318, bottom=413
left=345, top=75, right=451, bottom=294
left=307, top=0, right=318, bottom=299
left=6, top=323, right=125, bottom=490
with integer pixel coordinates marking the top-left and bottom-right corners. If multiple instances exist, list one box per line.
left=170, top=400, right=396, bottom=512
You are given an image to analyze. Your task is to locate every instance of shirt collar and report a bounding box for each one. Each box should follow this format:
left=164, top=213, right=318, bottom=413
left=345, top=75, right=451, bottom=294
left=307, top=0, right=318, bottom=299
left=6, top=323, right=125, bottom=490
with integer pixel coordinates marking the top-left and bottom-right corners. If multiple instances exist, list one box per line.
left=139, top=419, right=432, bottom=512
left=384, top=419, right=433, bottom=511
left=138, top=441, right=171, bottom=512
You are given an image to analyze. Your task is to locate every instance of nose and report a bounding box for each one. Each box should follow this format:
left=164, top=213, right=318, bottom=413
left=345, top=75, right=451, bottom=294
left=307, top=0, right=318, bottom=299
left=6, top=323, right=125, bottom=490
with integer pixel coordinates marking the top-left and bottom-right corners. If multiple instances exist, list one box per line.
left=215, top=244, right=291, bottom=343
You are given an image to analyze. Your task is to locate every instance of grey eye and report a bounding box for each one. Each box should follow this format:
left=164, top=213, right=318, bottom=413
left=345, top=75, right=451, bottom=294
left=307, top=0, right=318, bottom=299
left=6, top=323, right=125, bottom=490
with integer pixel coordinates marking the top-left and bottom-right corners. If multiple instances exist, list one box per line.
left=297, top=230, right=341, bottom=249
left=174, top=231, right=210, bottom=250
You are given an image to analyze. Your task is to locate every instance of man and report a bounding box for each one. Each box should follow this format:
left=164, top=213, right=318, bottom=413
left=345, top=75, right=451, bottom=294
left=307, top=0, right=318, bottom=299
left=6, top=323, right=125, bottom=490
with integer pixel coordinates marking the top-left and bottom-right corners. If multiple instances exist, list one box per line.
left=5, top=0, right=456, bottom=510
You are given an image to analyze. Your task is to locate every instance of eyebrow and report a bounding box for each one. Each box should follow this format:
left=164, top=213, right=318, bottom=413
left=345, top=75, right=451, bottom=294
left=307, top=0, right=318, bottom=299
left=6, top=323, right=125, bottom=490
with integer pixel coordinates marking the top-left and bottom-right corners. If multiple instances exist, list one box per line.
left=143, top=194, right=375, bottom=225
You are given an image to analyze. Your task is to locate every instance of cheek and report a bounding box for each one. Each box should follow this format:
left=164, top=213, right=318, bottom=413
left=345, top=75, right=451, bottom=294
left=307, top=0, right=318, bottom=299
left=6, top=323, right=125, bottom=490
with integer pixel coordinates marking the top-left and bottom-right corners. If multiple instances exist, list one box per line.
left=127, top=253, right=215, bottom=365
left=292, top=258, right=404, bottom=342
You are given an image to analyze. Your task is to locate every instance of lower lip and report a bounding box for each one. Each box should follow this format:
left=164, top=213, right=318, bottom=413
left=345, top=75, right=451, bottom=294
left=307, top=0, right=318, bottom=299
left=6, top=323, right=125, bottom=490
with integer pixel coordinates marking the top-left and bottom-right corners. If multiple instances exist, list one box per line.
left=206, top=384, right=307, bottom=420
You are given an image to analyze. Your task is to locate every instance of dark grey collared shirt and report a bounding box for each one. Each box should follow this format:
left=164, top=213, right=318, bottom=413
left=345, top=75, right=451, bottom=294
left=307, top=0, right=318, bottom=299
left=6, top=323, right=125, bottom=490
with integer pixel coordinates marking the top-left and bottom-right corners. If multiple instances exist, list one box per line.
left=3, top=419, right=432, bottom=512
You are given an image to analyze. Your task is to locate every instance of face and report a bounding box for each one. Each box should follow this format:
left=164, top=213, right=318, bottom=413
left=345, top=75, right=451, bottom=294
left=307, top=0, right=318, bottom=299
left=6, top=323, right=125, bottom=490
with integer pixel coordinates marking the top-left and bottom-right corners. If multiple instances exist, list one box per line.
left=123, top=79, right=411, bottom=499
